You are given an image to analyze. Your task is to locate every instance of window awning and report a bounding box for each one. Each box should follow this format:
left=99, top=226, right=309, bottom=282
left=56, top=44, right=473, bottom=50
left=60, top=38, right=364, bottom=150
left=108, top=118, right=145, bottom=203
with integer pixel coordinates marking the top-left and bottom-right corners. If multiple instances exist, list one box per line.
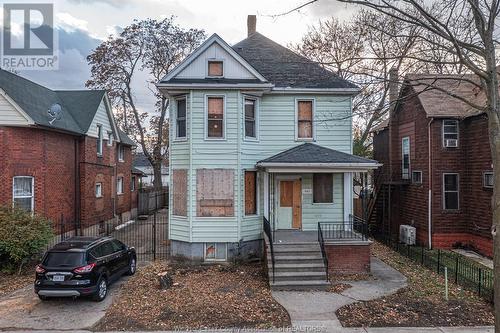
left=256, top=143, right=381, bottom=173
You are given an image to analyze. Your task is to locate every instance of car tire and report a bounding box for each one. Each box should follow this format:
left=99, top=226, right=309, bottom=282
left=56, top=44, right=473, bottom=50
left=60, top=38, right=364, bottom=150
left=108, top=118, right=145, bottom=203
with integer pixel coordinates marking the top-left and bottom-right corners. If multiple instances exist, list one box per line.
left=38, top=294, right=48, bottom=301
left=126, top=257, right=137, bottom=276
left=92, top=276, right=108, bottom=302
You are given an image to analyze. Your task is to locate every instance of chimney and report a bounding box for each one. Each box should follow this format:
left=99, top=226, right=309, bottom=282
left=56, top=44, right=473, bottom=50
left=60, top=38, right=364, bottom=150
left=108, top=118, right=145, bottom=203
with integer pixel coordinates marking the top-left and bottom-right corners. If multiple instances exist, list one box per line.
left=247, top=15, right=256, bottom=37
left=388, top=67, right=399, bottom=113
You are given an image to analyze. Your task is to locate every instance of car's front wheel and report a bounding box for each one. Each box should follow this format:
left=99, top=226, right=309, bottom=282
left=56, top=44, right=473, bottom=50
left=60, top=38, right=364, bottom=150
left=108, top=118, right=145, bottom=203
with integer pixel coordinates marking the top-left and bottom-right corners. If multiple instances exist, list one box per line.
left=126, top=257, right=137, bottom=276
left=92, top=277, right=108, bottom=302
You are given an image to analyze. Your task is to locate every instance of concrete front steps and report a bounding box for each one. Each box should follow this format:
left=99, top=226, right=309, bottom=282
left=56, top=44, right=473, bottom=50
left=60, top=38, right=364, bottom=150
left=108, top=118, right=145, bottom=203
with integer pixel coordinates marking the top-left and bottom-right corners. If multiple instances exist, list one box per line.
left=266, top=242, right=330, bottom=291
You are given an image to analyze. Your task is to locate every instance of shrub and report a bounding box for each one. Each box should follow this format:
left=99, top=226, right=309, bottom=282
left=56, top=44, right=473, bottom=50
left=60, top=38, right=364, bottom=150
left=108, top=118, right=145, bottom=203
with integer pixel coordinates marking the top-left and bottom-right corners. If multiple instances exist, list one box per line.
left=0, top=206, right=53, bottom=273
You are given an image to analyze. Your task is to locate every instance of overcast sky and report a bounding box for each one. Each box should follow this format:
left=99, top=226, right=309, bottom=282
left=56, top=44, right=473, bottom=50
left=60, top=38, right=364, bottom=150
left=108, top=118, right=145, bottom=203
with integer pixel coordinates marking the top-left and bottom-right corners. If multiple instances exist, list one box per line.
left=13, top=0, right=357, bottom=113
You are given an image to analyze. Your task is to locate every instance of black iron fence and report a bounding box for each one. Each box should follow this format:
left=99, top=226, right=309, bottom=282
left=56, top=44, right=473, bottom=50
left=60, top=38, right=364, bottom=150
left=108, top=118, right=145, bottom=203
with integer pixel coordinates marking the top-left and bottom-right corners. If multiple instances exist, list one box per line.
left=379, top=236, right=494, bottom=303
left=317, top=223, right=329, bottom=281
left=318, top=214, right=369, bottom=241
left=263, top=216, right=275, bottom=283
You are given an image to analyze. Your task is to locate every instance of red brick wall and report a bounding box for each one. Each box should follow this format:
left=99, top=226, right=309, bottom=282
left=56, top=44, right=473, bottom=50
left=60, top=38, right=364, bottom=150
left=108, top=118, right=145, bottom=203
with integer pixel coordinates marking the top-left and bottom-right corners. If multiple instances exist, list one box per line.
left=0, top=127, right=77, bottom=228
left=325, top=243, right=371, bottom=274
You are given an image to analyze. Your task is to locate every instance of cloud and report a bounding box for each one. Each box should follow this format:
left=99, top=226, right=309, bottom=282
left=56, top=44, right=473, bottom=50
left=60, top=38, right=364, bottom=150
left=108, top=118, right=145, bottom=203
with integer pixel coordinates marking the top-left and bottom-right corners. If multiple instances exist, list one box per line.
left=66, top=0, right=136, bottom=8
left=56, top=12, right=89, bottom=32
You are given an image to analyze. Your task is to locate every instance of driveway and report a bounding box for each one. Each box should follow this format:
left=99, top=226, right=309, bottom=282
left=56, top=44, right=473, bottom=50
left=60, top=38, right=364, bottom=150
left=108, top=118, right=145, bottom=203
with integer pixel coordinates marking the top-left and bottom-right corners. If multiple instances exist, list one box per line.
left=0, top=278, right=127, bottom=330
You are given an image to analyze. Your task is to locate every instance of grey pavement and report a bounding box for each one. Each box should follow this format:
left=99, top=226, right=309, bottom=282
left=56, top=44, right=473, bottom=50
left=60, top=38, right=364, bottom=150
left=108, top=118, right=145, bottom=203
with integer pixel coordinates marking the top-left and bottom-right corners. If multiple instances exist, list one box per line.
left=0, top=278, right=127, bottom=330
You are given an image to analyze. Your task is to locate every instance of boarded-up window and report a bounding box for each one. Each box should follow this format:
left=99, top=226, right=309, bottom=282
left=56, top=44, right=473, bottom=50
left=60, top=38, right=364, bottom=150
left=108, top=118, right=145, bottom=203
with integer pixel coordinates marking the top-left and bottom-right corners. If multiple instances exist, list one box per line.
left=197, top=169, right=234, bottom=217
left=313, top=173, right=333, bottom=203
left=172, top=169, right=188, bottom=216
left=297, top=100, right=313, bottom=139
left=207, top=97, right=224, bottom=138
left=245, top=171, right=257, bottom=215
left=208, top=60, right=223, bottom=76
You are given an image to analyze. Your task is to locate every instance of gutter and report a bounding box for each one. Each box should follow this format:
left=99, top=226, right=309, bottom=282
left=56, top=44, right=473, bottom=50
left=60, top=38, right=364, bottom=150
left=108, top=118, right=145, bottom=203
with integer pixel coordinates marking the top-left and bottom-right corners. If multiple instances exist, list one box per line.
left=256, top=162, right=382, bottom=169
left=269, top=87, right=360, bottom=95
left=156, top=83, right=274, bottom=90
left=428, top=118, right=434, bottom=249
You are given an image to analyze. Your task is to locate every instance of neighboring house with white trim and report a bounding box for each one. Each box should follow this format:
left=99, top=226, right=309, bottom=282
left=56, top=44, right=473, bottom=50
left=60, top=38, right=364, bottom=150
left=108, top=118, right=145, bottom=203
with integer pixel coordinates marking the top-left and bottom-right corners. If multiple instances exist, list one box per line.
left=158, top=16, right=379, bottom=270
left=133, top=152, right=169, bottom=187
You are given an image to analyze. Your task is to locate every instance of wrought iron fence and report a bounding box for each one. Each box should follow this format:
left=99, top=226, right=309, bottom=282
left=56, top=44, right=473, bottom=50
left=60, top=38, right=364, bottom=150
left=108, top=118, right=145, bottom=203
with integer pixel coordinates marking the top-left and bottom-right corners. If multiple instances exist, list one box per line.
left=318, top=214, right=368, bottom=241
left=263, top=216, right=275, bottom=283
left=317, top=222, right=329, bottom=281
left=379, top=236, right=493, bottom=303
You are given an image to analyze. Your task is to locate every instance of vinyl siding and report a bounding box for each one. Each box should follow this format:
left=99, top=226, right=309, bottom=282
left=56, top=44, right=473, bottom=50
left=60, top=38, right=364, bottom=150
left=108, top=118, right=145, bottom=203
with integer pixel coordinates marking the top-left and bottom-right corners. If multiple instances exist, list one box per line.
left=86, top=98, right=113, bottom=139
left=0, top=92, right=31, bottom=126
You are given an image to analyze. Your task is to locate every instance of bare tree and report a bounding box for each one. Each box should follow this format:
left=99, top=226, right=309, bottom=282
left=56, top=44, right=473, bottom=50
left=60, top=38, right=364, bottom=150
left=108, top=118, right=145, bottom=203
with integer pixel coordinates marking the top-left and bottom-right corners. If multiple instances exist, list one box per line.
left=87, top=18, right=205, bottom=189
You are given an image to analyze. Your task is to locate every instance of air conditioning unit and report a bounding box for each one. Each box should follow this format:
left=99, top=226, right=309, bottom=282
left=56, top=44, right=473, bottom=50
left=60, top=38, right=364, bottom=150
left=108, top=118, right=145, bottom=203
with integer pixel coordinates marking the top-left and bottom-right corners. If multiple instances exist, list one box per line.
left=445, top=139, right=458, bottom=147
left=400, top=225, right=416, bottom=245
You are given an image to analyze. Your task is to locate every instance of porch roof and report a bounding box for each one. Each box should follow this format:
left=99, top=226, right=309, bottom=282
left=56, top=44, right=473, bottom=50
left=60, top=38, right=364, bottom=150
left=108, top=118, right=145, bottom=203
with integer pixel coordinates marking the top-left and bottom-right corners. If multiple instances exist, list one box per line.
left=256, top=143, right=380, bottom=172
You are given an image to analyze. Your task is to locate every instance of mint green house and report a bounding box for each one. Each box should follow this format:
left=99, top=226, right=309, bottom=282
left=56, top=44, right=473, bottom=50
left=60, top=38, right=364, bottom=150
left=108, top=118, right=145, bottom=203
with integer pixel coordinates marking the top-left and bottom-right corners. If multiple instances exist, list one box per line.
left=158, top=17, right=379, bottom=263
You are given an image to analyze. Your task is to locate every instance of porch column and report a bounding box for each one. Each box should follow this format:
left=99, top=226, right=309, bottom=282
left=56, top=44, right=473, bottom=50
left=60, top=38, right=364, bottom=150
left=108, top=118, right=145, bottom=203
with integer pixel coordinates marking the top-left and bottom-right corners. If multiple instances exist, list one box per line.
left=263, top=172, right=269, bottom=219
left=343, top=172, right=353, bottom=223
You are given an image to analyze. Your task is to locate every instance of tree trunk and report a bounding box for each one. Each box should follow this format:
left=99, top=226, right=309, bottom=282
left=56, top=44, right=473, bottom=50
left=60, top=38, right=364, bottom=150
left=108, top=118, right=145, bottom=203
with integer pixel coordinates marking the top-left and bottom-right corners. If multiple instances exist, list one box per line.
left=490, top=112, right=500, bottom=332
left=153, top=162, right=163, bottom=191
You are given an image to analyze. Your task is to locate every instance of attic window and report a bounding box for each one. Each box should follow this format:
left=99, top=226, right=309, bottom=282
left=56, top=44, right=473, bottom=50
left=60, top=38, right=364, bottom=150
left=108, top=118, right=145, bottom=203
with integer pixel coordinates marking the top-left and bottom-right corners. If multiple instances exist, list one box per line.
left=208, top=60, right=223, bottom=77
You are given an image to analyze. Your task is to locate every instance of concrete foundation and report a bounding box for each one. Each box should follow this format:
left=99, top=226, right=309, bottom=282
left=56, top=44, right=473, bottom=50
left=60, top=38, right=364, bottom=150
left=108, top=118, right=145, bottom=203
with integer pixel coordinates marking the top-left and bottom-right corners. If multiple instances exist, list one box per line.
left=170, top=239, right=263, bottom=262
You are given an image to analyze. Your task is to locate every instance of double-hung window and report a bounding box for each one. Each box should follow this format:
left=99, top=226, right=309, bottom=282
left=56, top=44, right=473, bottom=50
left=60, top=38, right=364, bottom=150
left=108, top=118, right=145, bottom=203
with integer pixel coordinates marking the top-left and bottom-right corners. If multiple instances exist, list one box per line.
left=95, top=183, right=103, bottom=198
left=96, top=124, right=103, bottom=156
left=297, top=100, right=313, bottom=140
left=443, top=120, right=459, bottom=147
left=107, top=132, right=113, bottom=146
left=402, top=137, right=410, bottom=180
left=13, top=176, right=34, bottom=212
left=176, top=98, right=187, bottom=139
left=116, top=176, right=124, bottom=195
left=131, top=177, right=136, bottom=192
left=443, top=173, right=459, bottom=210
left=244, top=98, right=257, bottom=139
left=207, top=96, right=224, bottom=139
left=118, top=145, right=124, bottom=162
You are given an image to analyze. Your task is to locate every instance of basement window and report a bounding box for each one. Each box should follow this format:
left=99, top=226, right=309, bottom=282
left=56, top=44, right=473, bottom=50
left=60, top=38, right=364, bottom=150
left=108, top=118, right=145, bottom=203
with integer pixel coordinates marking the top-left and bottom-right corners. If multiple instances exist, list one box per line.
left=412, top=171, right=422, bottom=184
left=483, top=172, right=493, bottom=188
left=204, top=243, right=227, bottom=261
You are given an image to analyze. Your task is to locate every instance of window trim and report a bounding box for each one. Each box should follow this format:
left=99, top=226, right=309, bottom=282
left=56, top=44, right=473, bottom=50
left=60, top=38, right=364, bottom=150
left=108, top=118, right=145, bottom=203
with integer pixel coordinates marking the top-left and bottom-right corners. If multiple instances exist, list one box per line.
left=107, top=131, right=113, bottom=147
left=442, top=173, right=460, bottom=210
left=206, top=58, right=225, bottom=78
left=95, top=182, right=103, bottom=198
left=442, top=119, right=459, bottom=148
left=204, top=242, right=227, bottom=262
left=118, top=145, right=124, bottom=162
left=174, top=95, right=188, bottom=141
left=401, top=136, right=410, bottom=180
left=116, top=176, right=124, bottom=195
left=131, top=176, right=136, bottom=192
left=295, top=98, right=315, bottom=141
left=12, top=176, right=34, bottom=213
left=204, top=94, right=226, bottom=141
left=483, top=171, right=494, bottom=189
left=243, top=96, right=259, bottom=142
left=312, top=173, right=334, bottom=204
left=412, top=170, right=422, bottom=184
left=96, top=124, right=103, bottom=156
left=244, top=170, right=259, bottom=217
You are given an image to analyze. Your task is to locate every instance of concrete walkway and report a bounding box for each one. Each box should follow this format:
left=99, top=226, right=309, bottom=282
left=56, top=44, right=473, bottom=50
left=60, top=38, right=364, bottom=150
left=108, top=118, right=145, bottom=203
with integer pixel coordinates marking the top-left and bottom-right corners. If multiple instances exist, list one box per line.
left=272, top=257, right=407, bottom=329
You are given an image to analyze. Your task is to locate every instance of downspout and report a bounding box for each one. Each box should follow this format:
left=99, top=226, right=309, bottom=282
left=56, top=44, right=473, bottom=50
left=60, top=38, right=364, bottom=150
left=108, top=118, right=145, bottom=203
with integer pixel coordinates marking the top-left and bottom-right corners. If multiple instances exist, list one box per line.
left=74, top=137, right=81, bottom=235
left=189, top=91, right=193, bottom=243
left=428, top=118, right=434, bottom=249
left=237, top=91, right=242, bottom=243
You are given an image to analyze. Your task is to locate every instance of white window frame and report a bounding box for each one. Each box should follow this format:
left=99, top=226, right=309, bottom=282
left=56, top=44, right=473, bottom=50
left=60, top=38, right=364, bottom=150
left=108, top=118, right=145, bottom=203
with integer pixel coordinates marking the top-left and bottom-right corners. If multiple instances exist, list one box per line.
left=243, top=96, right=259, bottom=141
left=116, top=176, right=124, bottom=195
left=118, top=145, right=124, bottom=162
left=174, top=96, right=188, bottom=141
left=107, top=131, right=113, bottom=146
left=483, top=171, right=494, bottom=188
left=443, top=173, right=459, bottom=210
left=206, top=58, right=225, bottom=78
left=204, top=94, right=226, bottom=140
left=96, top=124, right=103, bottom=156
left=244, top=169, right=259, bottom=217
left=204, top=242, right=227, bottom=262
left=95, top=182, right=103, bottom=198
left=442, top=119, right=459, bottom=148
left=295, top=98, right=315, bottom=141
left=312, top=173, right=334, bottom=204
left=131, top=176, right=136, bottom=192
left=412, top=170, right=422, bottom=184
left=12, top=176, right=34, bottom=213
left=402, top=136, right=410, bottom=180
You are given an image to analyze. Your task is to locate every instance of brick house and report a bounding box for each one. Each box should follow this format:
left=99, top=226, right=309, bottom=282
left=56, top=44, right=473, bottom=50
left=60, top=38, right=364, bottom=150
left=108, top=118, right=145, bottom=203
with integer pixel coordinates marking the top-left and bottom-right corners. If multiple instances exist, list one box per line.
left=0, top=69, right=141, bottom=233
left=372, top=71, right=493, bottom=256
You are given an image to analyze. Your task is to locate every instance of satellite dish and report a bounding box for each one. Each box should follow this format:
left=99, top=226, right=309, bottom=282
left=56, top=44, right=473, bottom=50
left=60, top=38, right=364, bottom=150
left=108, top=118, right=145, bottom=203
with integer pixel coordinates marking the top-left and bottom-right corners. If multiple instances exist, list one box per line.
left=47, top=103, right=62, bottom=125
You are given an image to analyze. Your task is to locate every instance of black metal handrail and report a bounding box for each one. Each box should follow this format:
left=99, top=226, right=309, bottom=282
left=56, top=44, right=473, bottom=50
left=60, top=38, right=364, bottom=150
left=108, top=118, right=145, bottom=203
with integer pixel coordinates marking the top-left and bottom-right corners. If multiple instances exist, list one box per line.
left=263, top=216, right=275, bottom=283
left=318, top=215, right=369, bottom=241
left=317, top=222, right=329, bottom=281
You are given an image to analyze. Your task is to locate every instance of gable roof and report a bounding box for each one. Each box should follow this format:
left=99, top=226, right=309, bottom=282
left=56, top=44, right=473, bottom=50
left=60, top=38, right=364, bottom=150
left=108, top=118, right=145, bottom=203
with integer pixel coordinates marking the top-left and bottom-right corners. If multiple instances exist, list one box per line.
left=257, top=143, right=377, bottom=165
left=403, top=73, right=484, bottom=119
left=233, top=33, right=358, bottom=90
left=161, top=33, right=268, bottom=84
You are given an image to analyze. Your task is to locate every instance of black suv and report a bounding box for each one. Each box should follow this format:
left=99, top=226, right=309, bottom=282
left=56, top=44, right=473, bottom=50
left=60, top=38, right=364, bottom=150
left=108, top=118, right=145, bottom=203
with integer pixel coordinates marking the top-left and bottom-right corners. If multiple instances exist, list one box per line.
left=35, top=236, right=136, bottom=301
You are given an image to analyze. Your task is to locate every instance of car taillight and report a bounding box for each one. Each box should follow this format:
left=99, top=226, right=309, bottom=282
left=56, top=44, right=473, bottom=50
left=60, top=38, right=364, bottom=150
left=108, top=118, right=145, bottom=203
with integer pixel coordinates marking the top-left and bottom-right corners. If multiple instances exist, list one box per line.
left=35, top=265, right=45, bottom=274
left=73, top=263, right=95, bottom=274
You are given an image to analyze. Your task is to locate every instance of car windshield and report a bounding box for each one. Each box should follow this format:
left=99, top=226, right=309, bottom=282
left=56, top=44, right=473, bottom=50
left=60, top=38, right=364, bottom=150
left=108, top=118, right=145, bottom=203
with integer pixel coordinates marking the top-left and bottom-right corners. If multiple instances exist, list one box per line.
left=42, top=252, right=85, bottom=267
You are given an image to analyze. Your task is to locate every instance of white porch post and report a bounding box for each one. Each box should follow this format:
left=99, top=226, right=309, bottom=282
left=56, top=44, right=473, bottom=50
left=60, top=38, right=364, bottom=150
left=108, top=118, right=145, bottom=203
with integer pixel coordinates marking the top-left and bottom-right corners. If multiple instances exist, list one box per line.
left=343, top=172, right=353, bottom=223
left=263, top=172, right=269, bottom=220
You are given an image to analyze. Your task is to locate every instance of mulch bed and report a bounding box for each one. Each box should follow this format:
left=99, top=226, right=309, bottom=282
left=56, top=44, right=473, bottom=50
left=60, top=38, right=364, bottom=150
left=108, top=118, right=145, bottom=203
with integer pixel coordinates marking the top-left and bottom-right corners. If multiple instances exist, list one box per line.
left=0, top=268, right=33, bottom=298
left=336, top=241, right=494, bottom=327
left=328, top=283, right=352, bottom=293
left=94, top=261, right=290, bottom=331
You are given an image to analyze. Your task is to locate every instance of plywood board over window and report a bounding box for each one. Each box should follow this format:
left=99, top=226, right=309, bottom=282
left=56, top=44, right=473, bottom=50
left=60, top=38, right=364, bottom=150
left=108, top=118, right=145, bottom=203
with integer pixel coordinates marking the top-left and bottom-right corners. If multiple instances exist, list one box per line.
left=172, top=169, right=188, bottom=216
left=245, top=171, right=257, bottom=215
left=197, top=169, right=234, bottom=217
left=297, top=100, right=313, bottom=139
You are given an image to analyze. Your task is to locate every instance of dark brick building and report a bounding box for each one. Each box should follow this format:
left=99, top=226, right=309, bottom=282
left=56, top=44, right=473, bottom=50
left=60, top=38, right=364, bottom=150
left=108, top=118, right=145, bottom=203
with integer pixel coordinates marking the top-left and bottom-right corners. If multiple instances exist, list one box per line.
left=372, top=73, right=493, bottom=257
left=0, top=69, right=141, bottom=233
